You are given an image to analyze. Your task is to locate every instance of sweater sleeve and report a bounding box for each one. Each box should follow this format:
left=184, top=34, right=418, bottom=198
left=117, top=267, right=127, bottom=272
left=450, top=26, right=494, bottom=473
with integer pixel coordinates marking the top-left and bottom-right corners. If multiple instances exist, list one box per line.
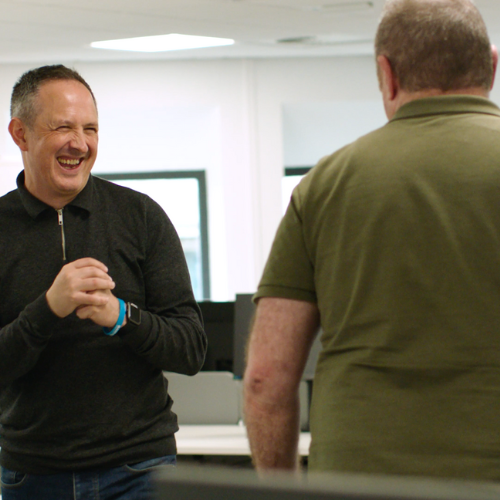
left=0, top=293, right=61, bottom=386
left=118, top=197, right=207, bottom=375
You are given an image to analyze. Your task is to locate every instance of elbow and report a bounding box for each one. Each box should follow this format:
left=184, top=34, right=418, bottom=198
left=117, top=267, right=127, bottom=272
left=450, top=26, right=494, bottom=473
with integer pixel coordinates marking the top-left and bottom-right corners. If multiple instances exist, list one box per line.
left=244, top=367, right=277, bottom=404
left=243, top=371, right=268, bottom=417
left=186, top=328, right=208, bottom=375
left=244, top=364, right=300, bottom=409
left=184, top=355, right=205, bottom=376
left=244, top=369, right=267, bottom=396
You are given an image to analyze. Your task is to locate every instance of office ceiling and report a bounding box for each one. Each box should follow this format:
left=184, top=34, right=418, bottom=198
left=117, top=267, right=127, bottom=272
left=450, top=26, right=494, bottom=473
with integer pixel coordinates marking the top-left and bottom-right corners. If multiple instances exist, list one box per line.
left=0, top=0, right=499, bottom=64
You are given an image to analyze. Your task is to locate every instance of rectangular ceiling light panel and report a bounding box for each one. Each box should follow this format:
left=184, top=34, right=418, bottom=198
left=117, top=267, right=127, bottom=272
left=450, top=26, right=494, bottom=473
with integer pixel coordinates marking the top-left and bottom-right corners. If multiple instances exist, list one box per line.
left=91, top=33, right=235, bottom=52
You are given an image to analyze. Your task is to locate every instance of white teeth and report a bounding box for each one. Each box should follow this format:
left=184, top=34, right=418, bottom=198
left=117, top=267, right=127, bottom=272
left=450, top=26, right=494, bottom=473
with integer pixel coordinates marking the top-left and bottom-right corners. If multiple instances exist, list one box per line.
left=58, top=158, right=81, bottom=165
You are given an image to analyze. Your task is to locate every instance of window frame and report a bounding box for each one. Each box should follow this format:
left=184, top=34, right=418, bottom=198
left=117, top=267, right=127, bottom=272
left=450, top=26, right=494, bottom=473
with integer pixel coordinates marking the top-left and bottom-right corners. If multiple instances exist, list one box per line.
left=284, top=166, right=312, bottom=176
left=97, top=170, right=211, bottom=300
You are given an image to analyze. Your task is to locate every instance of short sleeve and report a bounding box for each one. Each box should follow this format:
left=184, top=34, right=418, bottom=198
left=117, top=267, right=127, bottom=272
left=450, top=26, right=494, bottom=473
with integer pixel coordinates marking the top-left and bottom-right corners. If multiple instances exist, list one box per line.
left=254, top=189, right=316, bottom=304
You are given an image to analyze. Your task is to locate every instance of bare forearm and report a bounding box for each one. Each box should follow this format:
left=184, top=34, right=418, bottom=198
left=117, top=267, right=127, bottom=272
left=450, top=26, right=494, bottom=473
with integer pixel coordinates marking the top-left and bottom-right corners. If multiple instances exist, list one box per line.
left=243, top=297, right=319, bottom=471
left=245, top=389, right=301, bottom=471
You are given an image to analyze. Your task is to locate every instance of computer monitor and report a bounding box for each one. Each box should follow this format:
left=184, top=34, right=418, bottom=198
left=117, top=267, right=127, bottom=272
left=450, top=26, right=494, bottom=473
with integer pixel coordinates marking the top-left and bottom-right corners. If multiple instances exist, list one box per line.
left=198, top=301, right=235, bottom=372
left=232, top=293, right=256, bottom=378
left=154, top=465, right=500, bottom=500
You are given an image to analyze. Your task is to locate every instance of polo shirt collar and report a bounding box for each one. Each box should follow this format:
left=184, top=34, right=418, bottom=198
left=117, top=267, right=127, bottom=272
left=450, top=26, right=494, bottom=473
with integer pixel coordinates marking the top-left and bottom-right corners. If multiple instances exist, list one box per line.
left=392, top=95, right=500, bottom=122
left=16, top=171, right=94, bottom=219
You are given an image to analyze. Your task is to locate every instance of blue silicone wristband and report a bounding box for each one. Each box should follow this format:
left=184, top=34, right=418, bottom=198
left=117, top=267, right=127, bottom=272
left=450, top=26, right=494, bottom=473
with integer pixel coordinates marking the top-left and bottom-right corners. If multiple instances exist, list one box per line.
left=103, top=298, right=126, bottom=336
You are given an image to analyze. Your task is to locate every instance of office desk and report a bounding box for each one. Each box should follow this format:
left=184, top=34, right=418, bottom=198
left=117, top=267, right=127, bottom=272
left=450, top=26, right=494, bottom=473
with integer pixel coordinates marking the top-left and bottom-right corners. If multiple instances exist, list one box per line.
left=176, top=425, right=311, bottom=456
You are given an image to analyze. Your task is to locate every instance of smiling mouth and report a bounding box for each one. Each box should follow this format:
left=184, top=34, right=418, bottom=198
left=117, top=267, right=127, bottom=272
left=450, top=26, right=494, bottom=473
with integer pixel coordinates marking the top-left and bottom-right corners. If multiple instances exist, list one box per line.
left=58, top=157, right=83, bottom=169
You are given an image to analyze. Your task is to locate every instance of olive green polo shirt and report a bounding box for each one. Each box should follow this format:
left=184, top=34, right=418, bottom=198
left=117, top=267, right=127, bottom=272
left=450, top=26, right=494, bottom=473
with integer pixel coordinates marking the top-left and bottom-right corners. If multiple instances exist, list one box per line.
left=255, top=96, right=500, bottom=480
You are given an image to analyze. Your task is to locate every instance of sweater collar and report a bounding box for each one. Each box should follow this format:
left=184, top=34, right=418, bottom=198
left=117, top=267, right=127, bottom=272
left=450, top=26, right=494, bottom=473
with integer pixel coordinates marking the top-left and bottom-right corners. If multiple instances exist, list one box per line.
left=391, top=95, right=500, bottom=122
left=16, top=171, right=94, bottom=219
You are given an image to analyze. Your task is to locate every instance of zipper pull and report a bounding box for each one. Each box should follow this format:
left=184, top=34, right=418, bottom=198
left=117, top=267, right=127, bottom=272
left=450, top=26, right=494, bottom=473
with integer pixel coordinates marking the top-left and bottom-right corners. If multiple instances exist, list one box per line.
left=57, top=209, right=67, bottom=261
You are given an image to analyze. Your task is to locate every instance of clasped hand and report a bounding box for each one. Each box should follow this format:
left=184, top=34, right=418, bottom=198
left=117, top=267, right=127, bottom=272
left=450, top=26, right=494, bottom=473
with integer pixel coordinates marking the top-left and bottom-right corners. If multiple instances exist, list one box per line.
left=46, top=258, right=121, bottom=328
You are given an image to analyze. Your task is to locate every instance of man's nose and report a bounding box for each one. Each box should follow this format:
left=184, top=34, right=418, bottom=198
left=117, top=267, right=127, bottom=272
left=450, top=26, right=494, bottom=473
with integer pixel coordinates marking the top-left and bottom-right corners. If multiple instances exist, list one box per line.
left=68, top=129, right=89, bottom=152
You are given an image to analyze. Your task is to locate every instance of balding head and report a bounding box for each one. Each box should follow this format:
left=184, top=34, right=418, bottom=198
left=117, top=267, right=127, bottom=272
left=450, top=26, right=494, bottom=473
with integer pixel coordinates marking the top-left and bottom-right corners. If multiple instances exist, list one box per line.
left=375, top=0, right=494, bottom=92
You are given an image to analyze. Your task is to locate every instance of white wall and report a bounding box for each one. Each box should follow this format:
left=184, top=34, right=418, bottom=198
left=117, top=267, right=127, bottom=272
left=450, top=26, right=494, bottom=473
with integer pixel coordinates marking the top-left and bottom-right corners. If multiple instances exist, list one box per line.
left=283, top=100, right=386, bottom=166
left=2, top=57, right=498, bottom=300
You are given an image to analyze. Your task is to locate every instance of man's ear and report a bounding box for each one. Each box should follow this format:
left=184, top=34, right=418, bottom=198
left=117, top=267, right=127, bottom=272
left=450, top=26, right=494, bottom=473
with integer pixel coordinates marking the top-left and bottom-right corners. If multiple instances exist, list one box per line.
left=491, top=44, right=498, bottom=90
left=8, top=117, right=29, bottom=152
left=377, top=55, right=398, bottom=101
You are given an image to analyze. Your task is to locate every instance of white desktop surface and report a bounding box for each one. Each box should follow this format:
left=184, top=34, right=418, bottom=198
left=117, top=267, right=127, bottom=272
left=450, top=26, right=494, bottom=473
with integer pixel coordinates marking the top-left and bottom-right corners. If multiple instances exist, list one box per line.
left=176, top=425, right=311, bottom=456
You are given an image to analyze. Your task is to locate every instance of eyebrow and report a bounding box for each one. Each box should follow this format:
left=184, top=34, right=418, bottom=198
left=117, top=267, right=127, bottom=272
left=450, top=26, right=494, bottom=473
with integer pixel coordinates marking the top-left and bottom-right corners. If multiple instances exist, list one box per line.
left=53, top=119, right=99, bottom=128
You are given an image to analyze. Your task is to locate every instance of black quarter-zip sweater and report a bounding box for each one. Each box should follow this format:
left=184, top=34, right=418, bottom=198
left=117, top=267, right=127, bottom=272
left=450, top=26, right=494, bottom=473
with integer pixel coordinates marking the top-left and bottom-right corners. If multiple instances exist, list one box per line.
left=0, top=172, right=207, bottom=474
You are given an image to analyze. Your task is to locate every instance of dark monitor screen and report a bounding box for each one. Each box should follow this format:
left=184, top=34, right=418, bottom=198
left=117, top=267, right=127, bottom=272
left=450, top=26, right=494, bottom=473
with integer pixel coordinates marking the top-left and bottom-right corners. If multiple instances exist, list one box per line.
left=154, top=465, right=500, bottom=500
left=232, top=293, right=256, bottom=378
left=198, top=301, right=234, bottom=372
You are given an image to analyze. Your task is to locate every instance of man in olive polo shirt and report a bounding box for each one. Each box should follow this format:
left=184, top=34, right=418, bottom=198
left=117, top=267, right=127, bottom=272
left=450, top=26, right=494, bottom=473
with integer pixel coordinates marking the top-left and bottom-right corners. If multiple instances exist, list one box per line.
left=244, top=0, right=500, bottom=481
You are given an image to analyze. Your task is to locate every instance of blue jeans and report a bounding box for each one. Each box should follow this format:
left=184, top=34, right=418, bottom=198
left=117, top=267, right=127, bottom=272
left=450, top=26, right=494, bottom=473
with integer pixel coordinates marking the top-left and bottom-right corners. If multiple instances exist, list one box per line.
left=0, top=455, right=176, bottom=500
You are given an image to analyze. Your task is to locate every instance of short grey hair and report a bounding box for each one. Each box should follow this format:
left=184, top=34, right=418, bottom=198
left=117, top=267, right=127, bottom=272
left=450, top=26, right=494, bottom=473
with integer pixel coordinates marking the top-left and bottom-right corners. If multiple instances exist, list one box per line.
left=375, top=0, right=493, bottom=92
left=11, top=65, right=97, bottom=128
